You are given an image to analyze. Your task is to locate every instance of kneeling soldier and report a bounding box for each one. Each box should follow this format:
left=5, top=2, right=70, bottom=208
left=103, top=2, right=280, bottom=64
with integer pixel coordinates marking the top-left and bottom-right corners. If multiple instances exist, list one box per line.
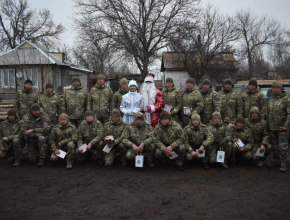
left=229, top=116, right=254, bottom=166
left=184, top=114, right=214, bottom=170
left=50, top=113, right=78, bottom=169
left=21, top=103, right=50, bottom=167
left=245, top=107, right=270, bottom=168
left=153, top=111, right=185, bottom=171
left=77, top=111, right=104, bottom=164
left=208, top=112, right=232, bottom=169
left=103, top=109, right=127, bottom=166
left=121, top=112, right=155, bottom=168
left=0, top=110, right=24, bottom=167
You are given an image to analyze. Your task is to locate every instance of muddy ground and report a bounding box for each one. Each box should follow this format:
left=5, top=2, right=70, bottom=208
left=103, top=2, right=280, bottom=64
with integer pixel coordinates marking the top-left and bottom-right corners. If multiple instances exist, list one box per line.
left=0, top=154, right=290, bottom=220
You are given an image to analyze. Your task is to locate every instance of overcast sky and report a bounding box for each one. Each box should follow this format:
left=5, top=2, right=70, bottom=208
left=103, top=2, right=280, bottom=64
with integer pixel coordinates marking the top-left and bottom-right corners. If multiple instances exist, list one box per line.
left=28, top=0, right=290, bottom=48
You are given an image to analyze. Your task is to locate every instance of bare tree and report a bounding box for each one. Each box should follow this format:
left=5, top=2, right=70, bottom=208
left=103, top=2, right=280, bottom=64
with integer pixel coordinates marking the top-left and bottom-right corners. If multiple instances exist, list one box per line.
left=235, top=10, right=281, bottom=77
left=169, top=5, right=240, bottom=84
left=0, top=0, right=65, bottom=51
left=73, top=0, right=200, bottom=79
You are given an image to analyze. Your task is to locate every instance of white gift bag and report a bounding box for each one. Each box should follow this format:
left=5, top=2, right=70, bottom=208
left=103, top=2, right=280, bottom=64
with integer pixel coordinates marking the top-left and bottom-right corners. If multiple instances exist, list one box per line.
left=196, top=149, right=205, bottom=158
left=256, top=148, right=265, bottom=157
left=135, top=154, right=144, bottom=168
left=217, top=147, right=225, bottom=163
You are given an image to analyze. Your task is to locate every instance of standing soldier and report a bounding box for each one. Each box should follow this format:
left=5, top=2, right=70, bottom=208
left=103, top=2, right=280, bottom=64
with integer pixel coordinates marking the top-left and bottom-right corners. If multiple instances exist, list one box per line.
left=14, top=79, right=38, bottom=119
left=103, top=109, right=127, bottom=166
left=181, top=78, right=204, bottom=127
left=112, top=78, right=128, bottom=114
left=245, top=107, right=270, bottom=168
left=0, top=110, right=24, bottom=167
left=21, top=103, right=50, bottom=167
left=49, top=113, right=78, bottom=169
left=153, top=111, right=185, bottom=171
left=38, top=82, right=65, bottom=127
left=89, top=74, right=113, bottom=125
left=121, top=112, right=155, bottom=168
left=64, top=77, right=90, bottom=128
left=268, top=81, right=290, bottom=172
left=207, top=112, right=232, bottom=169
left=77, top=111, right=104, bottom=165
left=218, top=79, right=243, bottom=126
left=162, top=77, right=182, bottom=122
left=241, top=79, right=267, bottom=119
left=184, top=114, right=214, bottom=170
left=200, top=79, right=221, bottom=125
left=229, top=116, right=254, bottom=167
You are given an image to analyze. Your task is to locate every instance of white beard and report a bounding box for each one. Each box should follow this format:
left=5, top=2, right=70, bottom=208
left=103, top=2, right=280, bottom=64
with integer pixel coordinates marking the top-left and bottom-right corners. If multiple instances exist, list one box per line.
left=141, top=83, right=156, bottom=124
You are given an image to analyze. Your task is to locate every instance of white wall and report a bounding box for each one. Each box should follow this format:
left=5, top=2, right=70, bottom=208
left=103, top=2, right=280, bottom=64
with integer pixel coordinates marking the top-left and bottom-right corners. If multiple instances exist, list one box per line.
left=163, top=71, right=190, bottom=91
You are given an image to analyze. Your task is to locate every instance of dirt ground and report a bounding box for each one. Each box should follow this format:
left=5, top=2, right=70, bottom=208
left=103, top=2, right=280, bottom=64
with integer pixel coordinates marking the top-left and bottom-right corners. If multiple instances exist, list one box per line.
left=0, top=154, right=290, bottom=220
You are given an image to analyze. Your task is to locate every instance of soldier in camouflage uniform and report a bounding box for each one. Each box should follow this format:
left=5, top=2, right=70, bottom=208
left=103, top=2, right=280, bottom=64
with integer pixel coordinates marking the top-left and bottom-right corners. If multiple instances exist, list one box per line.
left=121, top=112, right=155, bottom=168
left=50, top=113, right=78, bottom=169
left=38, top=82, right=65, bottom=127
left=200, top=79, right=221, bottom=125
left=112, top=78, right=128, bottom=115
left=77, top=111, right=104, bottom=165
left=267, top=81, right=290, bottom=172
left=153, top=111, right=185, bottom=171
left=64, top=77, right=90, bottom=128
left=241, top=79, right=267, bottom=119
left=218, top=79, right=243, bottom=126
left=21, top=104, right=50, bottom=167
left=184, top=114, right=214, bottom=170
left=103, top=109, right=127, bottom=166
left=89, top=74, right=113, bottom=125
left=207, top=112, right=232, bottom=169
left=0, top=110, right=24, bottom=167
left=228, top=116, right=254, bottom=166
left=181, top=78, right=204, bottom=127
left=162, top=77, right=182, bottom=122
left=245, top=107, right=270, bottom=168
left=14, top=79, right=38, bottom=119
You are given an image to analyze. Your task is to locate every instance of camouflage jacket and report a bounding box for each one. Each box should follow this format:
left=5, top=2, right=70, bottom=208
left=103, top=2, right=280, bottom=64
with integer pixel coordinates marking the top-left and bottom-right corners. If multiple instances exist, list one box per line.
left=20, top=110, right=50, bottom=139
left=77, top=120, right=104, bottom=146
left=64, top=85, right=90, bottom=120
left=50, top=122, right=78, bottom=151
left=200, top=87, right=221, bottom=124
left=103, top=119, right=127, bottom=146
left=181, top=87, right=204, bottom=125
left=207, top=121, right=230, bottom=144
left=241, top=87, right=267, bottom=118
left=183, top=123, right=214, bottom=152
left=38, top=91, right=65, bottom=123
left=162, top=86, right=182, bottom=118
left=113, top=89, right=128, bottom=115
left=218, top=88, right=243, bottom=124
left=121, top=122, right=153, bottom=147
left=14, top=88, right=38, bottom=119
left=153, top=120, right=185, bottom=153
left=227, top=126, right=254, bottom=151
left=245, top=118, right=269, bottom=147
left=89, top=84, right=113, bottom=119
left=0, top=117, right=22, bottom=148
left=268, top=91, right=290, bottom=131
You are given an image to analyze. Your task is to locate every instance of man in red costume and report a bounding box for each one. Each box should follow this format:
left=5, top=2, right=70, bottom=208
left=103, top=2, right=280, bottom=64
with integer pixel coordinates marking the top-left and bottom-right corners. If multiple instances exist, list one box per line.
left=140, top=75, right=164, bottom=128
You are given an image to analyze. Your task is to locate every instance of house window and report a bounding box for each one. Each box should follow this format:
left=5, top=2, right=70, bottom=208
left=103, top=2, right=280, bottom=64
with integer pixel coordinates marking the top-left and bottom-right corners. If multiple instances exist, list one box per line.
left=24, top=69, right=38, bottom=87
left=56, top=69, right=61, bottom=87
left=1, top=69, right=15, bottom=88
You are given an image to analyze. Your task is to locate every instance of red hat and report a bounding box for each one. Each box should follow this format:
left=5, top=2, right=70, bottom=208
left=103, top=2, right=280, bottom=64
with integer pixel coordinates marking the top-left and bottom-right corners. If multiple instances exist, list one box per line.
left=144, top=75, right=154, bottom=83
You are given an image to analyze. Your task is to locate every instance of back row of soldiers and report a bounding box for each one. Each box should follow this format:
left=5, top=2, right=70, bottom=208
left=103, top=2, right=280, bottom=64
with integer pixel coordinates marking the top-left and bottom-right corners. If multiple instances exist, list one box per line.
left=0, top=76, right=289, bottom=172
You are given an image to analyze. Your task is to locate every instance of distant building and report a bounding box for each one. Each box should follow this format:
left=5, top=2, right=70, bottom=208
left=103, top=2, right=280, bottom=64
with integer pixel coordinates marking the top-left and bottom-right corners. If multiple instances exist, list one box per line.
left=0, top=40, right=93, bottom=100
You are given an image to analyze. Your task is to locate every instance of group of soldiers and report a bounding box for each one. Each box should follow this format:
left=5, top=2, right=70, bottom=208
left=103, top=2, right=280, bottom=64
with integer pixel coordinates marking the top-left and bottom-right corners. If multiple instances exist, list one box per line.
left=0, top=75, right=289, bottom=172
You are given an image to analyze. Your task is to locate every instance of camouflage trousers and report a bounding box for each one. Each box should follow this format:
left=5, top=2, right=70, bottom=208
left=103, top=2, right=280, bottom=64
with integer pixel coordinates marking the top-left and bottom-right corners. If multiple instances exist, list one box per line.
left=104, top=143, right=127, bottom=166
left=230, top=144, right=253, bottom=163
left=77, top=141, right=104, bottom=161
left=251, top=143, right=271, bottom=162
left=27, top=136, right=47, bottom=162
left=270, top=131, right=289, bottom=166
left=50, top=141, right=75, bottom=165
left=185, top=145, right=214, bottom=164
left=0, top=138, right=24, bottom=162
left=126, top=143, right=156, bottom=163
left=155, top=145, right=185, bottom=166
left=204, top=142, right=232, bottom=164
left=70, top=119, right=83, bottom=128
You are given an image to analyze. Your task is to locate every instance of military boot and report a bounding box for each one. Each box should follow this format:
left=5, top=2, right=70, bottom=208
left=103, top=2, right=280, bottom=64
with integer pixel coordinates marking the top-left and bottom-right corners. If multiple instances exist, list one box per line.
left=13, top=161, right=21, bottom=167
left=279, top=163, right=288, bottom=173
left=221, top=163, right=229, bottom=169
left=203, top=162, right=210, bottom=170
left=37, top=159, right=45, bottom=167
left=257, top=161, right=264, bottom=168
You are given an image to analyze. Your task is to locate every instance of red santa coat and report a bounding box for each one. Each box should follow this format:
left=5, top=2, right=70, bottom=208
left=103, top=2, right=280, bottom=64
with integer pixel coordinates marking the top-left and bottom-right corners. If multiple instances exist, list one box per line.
left=143, top=88, right=164, bottom=128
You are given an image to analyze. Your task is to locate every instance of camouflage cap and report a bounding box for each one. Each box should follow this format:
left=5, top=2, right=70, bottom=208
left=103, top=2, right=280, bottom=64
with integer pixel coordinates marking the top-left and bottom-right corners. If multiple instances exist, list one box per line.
left=249, top=79, right=257, bottom=87
left=160, top=111, right=171, bottom=120
left=186, top=78, right=195, bottom=85
left=250, top=106, right=260, bottom=115
left=235, top=116, right=245, bottom=124
left=31, top=103, right=41, bottom=111
left=111, top=109, right=121, bottom=117
left=212, top=112, right=222, bottom=120
left=272, top=81, right=282, bottom=89
left=97, top=74, right=105, bottom=80
left=191, top=113, right=201, bottom=120
left=120, top=78, right=128, bottom=85
left=72, top=77, right=81, bottom=83
left=59, top=113, right=69, bottom=120
left=85, top=110, right=95, bottom=118
left=224, top=79, right=233, bottom=85
left=202, top=79, right=211, bottom=86
left=134, top=112, right=144, bottom=121
left=166, top=77, right=173, bottom=84
left=7, top=109, right=17, bottom=117
left=45, top=82, right=54, bottom=89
